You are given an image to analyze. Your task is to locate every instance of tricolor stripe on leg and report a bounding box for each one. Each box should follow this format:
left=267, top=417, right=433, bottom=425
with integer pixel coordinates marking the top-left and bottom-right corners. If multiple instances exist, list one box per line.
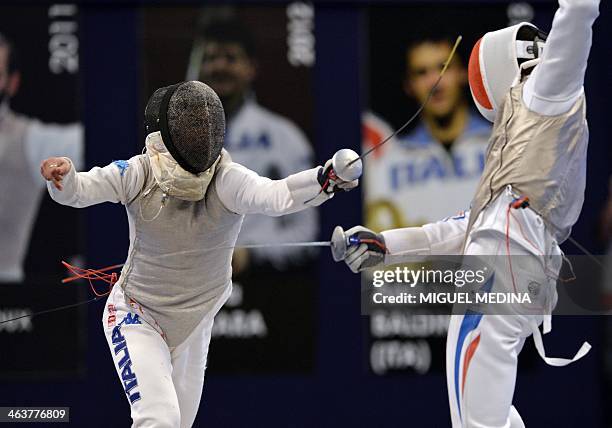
left=454, top=311, right=483, bottom=420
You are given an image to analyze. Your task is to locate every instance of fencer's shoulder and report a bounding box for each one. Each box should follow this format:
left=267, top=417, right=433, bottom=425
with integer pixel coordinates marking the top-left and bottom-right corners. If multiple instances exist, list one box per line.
left=214, top=149, right=234, bottom=173
left=212, top=157, right=254, bottom=212
left=214, top=152, right=243, bottom=180
left=112, top=154, right=148, bottom=172
left=109, top=154, right=150, bottom=204
left=109, top=154, right=150, bottom=184
left=218, top=148, right=232, bottom=164
left=215, top=158, right=250, bottom=178
left=519, top=76, right=587, bottom=117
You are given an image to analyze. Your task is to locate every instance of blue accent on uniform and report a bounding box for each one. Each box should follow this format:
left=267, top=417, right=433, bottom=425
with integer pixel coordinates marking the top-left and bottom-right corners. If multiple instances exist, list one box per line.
left=452, top=211, right=467, bottom=220
left=443, top=211, right=467, bottom=222
left=123, top=313, right=142, bottom=325
left=113, top=160, right=129, bottom=176
left=110, top=313, right=143, bottom=404
left=454, top=310, right=483, bottom=419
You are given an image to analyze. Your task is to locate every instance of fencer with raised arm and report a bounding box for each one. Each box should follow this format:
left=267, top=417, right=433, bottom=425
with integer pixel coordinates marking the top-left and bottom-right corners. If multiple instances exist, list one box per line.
left=336, top=1, right=600, bottom=426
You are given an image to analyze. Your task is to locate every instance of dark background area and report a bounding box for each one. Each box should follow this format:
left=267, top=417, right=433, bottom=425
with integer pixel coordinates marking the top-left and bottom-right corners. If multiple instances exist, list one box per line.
left=141, top=5, right=314, bottom=143
left=0, top=5, right=86, bottom=380
left=0, top=5, right=82, bottom=276
left=367, top=5, right=507, bottom=131
left=1, top=1, right=611, bottom=427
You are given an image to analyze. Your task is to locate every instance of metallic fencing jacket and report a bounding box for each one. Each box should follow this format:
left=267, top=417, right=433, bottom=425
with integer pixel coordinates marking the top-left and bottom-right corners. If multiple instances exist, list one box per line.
left=465, top=81, right=588, bottom=246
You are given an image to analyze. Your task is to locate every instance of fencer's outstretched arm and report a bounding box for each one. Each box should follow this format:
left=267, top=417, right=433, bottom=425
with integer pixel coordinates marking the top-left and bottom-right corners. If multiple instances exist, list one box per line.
left=44, top=156, right=146, bottom=207
left=215, top=162, right=331, bottom=216
left=382, top=212, right=470, bottom=262
left=523, top=0, right=600, bottom=115
left=337, top=212, right=470, bottom=273
left=215, top=152, right=359, bottom=216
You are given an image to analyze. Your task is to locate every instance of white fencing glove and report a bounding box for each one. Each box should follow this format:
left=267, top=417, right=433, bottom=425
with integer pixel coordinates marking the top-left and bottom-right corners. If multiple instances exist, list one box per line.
left=317, top=152, right=360, bottom=194
left=335, top=226, right=387, bottom=273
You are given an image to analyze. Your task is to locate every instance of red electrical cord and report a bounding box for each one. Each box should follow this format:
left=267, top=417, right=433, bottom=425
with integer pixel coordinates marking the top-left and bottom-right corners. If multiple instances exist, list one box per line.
left=61, top=261, right=121, bottom=297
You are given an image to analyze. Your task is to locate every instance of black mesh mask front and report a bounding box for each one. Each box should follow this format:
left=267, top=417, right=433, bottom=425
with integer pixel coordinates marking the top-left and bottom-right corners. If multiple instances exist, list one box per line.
left=144, top=81, right=226, bottom=174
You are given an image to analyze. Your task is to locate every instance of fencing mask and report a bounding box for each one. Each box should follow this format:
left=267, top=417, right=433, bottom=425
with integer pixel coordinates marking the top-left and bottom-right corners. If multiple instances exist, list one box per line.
left=144, top=80, right=225, bottom=174
left=468, top=22, right=547, bottom=122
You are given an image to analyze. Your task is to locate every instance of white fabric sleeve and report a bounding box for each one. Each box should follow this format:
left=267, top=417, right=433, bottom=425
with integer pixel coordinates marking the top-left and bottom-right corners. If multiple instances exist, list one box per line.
left=25, top=121, right=84, bottom=184
left=47, top=155, right=146, bottom=208
left=523, top=0, right=600, bottom=115
left=381, top=211, right=470, bottom=263
left=274, top=128, right=318, bottom=241
left=215, top=162, right=328, bottom=216
left=238, top=128, right=319, bottom=264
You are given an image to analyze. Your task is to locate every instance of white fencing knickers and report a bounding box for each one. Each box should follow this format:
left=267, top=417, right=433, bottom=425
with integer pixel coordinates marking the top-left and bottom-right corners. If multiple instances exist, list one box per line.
left=447, top=187, right=590, bottom=428
left=102, top=285, right=231, bottom=428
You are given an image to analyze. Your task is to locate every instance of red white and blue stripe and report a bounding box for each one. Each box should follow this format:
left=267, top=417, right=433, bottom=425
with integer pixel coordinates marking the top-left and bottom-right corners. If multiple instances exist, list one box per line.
left=453, top=274, right=493, bottom=420
left=454, top=311, right=483, bottom=420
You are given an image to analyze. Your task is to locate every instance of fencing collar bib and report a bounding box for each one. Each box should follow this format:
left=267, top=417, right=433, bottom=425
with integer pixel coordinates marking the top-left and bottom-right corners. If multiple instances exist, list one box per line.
left=145, top=131, right=219, bottom=202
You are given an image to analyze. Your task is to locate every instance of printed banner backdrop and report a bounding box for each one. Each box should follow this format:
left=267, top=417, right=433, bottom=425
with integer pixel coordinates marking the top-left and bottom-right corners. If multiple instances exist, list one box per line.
left=142, top=3, right=317, bottom=372
left=0, top=2, right=608, bottom=427
left=0, top=5, right=86, bottom=378
left=362, top=3, right=548, bottom=375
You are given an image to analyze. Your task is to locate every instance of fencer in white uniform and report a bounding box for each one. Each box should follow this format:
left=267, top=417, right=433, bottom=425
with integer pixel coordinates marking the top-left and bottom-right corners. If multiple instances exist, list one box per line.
left=41, top=81, right=358, bottom=428
left=334, top=1, right=600, bottom=426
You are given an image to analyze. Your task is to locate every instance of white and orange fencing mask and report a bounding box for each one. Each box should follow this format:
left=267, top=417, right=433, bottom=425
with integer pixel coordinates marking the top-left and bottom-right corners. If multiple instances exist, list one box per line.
left=468, top=22, right=547, bottom=122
